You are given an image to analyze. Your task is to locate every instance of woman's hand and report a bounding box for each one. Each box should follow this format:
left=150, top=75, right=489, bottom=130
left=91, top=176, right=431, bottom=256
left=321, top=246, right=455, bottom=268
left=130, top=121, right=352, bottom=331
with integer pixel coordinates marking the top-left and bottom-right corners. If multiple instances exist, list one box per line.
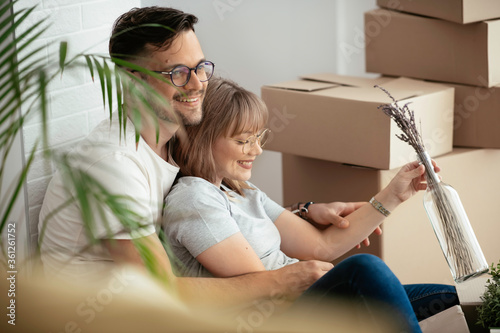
left=386, top=159, right=440, bottom=204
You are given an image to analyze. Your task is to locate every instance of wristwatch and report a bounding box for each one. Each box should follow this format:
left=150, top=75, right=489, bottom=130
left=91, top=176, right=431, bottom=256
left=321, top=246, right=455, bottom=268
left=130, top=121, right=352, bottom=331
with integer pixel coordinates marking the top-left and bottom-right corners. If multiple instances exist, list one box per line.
left=300, top=201, right=315, bottom=220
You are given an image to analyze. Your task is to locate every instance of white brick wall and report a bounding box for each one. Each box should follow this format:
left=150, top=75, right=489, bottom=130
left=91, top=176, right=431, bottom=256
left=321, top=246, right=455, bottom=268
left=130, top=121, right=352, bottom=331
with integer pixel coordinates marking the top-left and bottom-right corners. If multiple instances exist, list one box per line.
left=14, top=0, right=140, bottom=253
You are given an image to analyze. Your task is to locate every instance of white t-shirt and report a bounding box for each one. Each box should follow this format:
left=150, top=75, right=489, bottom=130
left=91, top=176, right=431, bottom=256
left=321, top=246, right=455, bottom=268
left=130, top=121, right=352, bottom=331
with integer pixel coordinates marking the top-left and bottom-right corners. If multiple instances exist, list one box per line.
left=38, top=113, right=179, bottom=279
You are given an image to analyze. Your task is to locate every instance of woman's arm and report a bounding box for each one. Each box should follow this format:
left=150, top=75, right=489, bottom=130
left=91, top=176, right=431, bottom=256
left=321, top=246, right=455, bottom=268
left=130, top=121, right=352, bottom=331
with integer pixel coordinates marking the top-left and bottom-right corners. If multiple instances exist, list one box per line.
left=195, top=232, right=266, bottom=277
left=275, top=193, right=389, bottom=261
left=105, top=231, right=266, bottom=280
left=275, top=161, right=433, bottom=262
left=294, top=201, right=382, bottom=248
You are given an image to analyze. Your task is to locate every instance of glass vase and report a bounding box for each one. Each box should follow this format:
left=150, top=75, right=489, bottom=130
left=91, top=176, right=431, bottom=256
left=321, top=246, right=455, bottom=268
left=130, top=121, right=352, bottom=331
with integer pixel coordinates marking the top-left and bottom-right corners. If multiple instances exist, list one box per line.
left=418, top=151, right=488, bottom=283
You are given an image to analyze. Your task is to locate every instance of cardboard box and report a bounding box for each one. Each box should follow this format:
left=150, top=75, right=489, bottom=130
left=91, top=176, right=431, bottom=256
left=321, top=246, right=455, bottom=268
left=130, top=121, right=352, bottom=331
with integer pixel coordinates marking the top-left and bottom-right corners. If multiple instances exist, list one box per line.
left=377, top=0, right=500, bottom=24
left=282, top=148, right=500, bottom=285
left=419, top=305, right=469, bottom=333
left=456, top=276, right=490, bottom=333
left=451, top=83, right=500, bottom=148
left=262, top=74, right=454, bottom=170
left=365, top=9, right=500, bottom=87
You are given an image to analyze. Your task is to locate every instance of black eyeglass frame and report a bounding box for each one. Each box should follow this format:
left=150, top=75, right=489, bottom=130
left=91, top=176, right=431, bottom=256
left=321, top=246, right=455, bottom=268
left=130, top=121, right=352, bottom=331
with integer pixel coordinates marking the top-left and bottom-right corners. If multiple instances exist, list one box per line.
left=152, top=60, right=215, bottom=87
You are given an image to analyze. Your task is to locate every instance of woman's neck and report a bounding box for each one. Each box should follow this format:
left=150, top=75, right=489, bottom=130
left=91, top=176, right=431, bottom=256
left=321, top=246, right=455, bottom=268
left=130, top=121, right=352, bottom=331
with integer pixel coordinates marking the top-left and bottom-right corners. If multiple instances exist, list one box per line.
left=214, top=177, right=223, bottom=189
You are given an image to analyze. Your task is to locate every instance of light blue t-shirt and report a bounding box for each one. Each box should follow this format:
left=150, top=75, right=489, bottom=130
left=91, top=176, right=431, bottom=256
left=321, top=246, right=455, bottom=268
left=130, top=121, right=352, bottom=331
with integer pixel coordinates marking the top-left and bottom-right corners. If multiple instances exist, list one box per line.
left=163, top=177, right=298, bottom=277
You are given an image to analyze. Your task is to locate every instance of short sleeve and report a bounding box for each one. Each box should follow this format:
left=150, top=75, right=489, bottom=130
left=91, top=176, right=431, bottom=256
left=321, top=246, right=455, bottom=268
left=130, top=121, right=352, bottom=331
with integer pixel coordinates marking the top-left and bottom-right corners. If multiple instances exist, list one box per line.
left=247, top=182, right=285, bottom=222
left=164, top=178, right=240, bottom=258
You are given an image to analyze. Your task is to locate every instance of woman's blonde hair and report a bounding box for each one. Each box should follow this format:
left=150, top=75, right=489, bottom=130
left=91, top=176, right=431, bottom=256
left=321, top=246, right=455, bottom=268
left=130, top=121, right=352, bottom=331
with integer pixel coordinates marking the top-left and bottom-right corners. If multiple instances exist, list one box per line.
left=173, top=77, right=269, bottom=196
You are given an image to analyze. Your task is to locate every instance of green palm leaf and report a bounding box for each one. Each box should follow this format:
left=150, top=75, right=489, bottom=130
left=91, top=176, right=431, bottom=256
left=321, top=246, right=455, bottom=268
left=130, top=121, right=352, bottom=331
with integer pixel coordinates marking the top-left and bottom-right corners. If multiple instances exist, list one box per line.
left=1, top=0, right=176, bottom=284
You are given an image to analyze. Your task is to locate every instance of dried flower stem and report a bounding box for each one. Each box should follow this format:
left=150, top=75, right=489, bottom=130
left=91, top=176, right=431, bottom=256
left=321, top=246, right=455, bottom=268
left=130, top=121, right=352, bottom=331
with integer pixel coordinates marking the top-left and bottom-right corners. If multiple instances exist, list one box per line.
left=375, top=85, right=475, bottom=280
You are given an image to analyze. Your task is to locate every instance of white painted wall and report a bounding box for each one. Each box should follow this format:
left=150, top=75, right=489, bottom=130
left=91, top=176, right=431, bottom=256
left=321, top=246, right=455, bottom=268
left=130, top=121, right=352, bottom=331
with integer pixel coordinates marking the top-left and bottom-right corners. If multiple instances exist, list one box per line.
left=336, top=0, right=378, bottom=76
left=11, top=0, right=377, bottom=256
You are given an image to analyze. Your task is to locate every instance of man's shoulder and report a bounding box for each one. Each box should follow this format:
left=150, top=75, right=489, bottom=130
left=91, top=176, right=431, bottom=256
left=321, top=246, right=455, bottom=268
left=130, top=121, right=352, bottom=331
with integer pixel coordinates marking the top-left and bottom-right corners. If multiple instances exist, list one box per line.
left=84, top=115, right=138, bottom=150
left=71, top=115, right=149, bottom=168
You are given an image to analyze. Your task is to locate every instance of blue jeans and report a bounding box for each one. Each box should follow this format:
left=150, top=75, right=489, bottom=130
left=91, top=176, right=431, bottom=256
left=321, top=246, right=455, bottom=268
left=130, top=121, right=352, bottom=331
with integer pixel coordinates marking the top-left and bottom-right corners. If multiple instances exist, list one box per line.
left=297, top=254, right=459, bottom=333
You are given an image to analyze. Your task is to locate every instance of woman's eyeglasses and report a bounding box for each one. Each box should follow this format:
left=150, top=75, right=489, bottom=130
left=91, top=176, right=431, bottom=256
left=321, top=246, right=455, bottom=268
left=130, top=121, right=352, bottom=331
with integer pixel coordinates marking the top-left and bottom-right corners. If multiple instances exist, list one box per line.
left=232, top=129, right=271, bottom=154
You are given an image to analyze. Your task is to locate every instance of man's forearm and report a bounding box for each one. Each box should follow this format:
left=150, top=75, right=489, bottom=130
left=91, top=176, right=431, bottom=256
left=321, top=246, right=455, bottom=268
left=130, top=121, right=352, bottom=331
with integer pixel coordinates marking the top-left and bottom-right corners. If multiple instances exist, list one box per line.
left=176, top=270, right=283, bottom=307
left=175, top=260, right=332, bottom=308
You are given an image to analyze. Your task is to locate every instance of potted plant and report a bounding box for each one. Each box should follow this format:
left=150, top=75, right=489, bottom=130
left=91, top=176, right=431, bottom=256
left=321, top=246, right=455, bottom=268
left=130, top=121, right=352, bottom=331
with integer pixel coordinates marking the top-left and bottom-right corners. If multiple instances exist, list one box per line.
left=1, top=0, right=170, bottom=278
left=476, top=260, right=500, bottom=332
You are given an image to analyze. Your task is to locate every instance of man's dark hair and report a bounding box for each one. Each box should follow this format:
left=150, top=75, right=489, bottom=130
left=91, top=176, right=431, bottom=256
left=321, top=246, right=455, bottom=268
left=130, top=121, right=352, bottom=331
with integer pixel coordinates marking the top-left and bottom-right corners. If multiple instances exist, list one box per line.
left=109, top=6, right=198, bottom=61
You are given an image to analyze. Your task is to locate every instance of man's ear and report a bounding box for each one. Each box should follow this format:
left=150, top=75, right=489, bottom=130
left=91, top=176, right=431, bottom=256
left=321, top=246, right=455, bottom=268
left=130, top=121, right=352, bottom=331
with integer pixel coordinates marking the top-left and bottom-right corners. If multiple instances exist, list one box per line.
left=129, top=69, right=143, bottom=79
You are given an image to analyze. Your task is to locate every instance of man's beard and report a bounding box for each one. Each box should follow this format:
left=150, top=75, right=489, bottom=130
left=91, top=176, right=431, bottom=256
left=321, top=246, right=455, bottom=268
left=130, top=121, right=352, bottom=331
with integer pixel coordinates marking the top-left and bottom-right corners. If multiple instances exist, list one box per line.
left=148, top=90, right=204, bottom=126
left=160, top=104, right=202, bottom=126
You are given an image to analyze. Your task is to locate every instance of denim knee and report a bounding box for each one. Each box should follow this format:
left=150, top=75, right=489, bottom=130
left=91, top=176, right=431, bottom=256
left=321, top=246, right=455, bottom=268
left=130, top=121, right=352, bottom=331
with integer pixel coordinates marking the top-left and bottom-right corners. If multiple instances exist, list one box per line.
left=404, top=284, right=459, bottom=321
left=337, top=254, right=394, bottom=279
left=340, top=253, right=383, bottom=268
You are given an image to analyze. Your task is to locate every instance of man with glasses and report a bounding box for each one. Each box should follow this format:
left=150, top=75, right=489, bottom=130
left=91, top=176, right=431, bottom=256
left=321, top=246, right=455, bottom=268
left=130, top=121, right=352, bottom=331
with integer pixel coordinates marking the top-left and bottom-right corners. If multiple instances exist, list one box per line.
left=38, top=6, right=362, bottom=306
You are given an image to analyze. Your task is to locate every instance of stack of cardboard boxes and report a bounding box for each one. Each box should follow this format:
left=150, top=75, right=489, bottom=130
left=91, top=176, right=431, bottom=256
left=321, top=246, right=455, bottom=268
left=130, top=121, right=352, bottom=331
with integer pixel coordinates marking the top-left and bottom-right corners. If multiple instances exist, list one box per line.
left=365, top=2, right=500, bottom=331
left=261, top=0, right=500, bottom=295
left=368, top=0, right=500, bottom=148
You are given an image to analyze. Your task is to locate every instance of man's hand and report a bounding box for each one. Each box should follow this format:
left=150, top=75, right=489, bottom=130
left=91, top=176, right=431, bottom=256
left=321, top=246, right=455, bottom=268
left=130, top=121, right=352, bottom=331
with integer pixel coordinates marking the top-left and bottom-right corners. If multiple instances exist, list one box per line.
left=272, top=260, right=333, bottom=300
left=306, top=201, right=382, bottom=248
left=306, top=202, right=363, bottom=228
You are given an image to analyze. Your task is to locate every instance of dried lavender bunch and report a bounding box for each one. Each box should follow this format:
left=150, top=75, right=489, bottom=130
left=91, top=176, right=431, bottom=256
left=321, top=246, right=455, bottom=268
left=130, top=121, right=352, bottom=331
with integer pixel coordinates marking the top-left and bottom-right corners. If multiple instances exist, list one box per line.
left=375, top=85, right=475, bottom=280
left=375, top=85, right=426, bottom=154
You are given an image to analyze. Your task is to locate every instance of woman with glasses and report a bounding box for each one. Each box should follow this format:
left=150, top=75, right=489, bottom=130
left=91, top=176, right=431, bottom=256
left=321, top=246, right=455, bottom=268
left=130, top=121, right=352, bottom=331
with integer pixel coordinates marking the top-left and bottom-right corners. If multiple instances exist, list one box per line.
left=163, top=77, right=458, bottom=333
